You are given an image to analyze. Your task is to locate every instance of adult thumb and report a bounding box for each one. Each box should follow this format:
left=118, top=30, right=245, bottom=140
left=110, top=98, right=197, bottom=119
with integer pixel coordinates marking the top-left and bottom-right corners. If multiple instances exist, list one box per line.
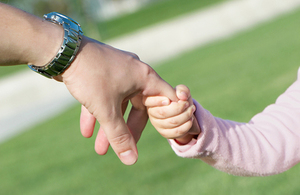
left=99, top=114, right=138, bottom=165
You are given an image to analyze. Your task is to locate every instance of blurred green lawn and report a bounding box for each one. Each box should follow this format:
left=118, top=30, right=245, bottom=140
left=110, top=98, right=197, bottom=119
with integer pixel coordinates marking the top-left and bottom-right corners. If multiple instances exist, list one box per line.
left=97, top=0, right=227, bottom=40
left=0, top=0, right=225, bottom=78
left=1, top=4, right=300, bottom=195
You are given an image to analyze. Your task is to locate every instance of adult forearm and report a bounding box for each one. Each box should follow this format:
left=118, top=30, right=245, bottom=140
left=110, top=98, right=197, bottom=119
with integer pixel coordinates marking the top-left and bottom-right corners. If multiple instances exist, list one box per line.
left=0, top=3, right=178, bottom=165
left=0, top=3, right=63, bottom=66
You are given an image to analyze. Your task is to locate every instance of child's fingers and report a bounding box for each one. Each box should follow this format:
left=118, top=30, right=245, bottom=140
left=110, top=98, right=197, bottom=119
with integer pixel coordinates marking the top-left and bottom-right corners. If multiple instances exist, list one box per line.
left=158, top=118, right=194, bottom=139
left=143, top=96, right=170, bottom=107
left=175, top=134, right=195, bottom=145
left=148, top=100, right=189, bottom=119
left=189, top=115, right=201, bottom=135
left=149, top=104, right=195, bottom=129
left=176, top=85, right=194, bottom=110
left=175, top=85, right=191, bottom=101
left=175, top=84, right=199, bottom=134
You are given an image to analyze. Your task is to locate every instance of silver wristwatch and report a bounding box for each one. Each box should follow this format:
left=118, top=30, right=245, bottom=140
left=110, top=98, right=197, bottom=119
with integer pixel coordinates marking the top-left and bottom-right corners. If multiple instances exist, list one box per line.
left=28, top=12, right=83, bottom=78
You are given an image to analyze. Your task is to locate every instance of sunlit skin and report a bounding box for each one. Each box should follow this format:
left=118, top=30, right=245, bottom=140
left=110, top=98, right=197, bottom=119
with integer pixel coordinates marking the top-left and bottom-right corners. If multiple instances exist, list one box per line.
left=144, top=85, right=201, bottom=145
left=0, top=2, right=178, bottom=165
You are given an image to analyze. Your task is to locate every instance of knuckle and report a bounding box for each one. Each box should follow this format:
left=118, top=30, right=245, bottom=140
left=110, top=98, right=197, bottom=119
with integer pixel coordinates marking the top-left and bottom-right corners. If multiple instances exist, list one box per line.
left=169, top=118, right=179, bottom=126
left=177, top=102, right=188, bottom=113
left=109, top=133, right=131, bottom=146
left=125, top=53, right=140, bottom=68
left=187, top=107, right=194, bottom=117
left=174, top=128, right=184, bottom=137
left=125, top=51, right=140, bottom=60
left=174, top=121, right=192, bottom=137
left=144, top=65, right=159, bottom=84
left=131, top=52, right=140, bottom=60
left=157, top=108, right=167, bottom=118
left=159, top=130, right=173, bottom=139
left=145, top=64, right=155, bottom=76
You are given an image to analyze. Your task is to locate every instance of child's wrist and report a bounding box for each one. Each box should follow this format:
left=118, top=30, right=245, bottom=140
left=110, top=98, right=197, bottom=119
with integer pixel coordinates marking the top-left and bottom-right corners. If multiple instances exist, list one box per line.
left=174, top=134, right=198, bottom=145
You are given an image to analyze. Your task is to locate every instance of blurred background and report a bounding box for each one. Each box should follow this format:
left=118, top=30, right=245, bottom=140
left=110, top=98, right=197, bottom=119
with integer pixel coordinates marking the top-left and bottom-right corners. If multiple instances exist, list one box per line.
left=2, top=0, right=156, bottom=41
left=1, top=0, right=300, bottom=194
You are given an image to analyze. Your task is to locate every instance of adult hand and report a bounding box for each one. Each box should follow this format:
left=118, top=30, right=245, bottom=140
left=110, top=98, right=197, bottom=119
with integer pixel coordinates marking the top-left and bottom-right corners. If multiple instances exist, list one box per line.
left=0, top=2, right=176, bottom=165
left=56, top=36, right=178, bottom=165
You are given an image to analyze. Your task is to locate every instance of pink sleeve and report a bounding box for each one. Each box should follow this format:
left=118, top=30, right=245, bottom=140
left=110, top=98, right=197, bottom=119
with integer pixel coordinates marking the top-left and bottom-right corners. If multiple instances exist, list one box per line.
left=169, top=68, right=300, bottom=176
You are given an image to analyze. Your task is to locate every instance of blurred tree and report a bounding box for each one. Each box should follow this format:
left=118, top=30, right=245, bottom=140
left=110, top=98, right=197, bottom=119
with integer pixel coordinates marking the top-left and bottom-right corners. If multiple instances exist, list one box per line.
left=33, top=0, right=70, bottom=16
left=73, top=0, right=102, bottom=40
left=0, top=0, right=159, bottom=40
left=1, top=0, right=102, bottom=40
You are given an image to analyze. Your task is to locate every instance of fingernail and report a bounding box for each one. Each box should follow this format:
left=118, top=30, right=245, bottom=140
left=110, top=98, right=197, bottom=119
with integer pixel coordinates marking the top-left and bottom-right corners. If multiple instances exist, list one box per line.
left=185, top=102, right=189, bottom=109
left=120, top=150, right=137, bottom=165
left=192, top=105, right=196, bottom=112
left=180, top=91, right=188, bottom=99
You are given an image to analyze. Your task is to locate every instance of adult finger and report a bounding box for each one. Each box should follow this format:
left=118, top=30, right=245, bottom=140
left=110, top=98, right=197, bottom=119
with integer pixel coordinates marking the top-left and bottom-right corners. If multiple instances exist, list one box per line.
left=80, top=105, right=96, bottom=138
left=122, top=100, right=129, bottom=115
left=94, top=100, right=129, bottom=156
left=98, top=103, right=138, bottom=165
left=127, top=107, right=148, bottom=143
left=95, top=101, right=128, bottom=155
left=127, top=95, right=148, bottom=143
left=143, top=96, right=170, bottom=107
left=95, top=127, right=110, bottom=155
left=143, top=69, right=178, bottom=102
left=102, top=123, right=138, bottom=165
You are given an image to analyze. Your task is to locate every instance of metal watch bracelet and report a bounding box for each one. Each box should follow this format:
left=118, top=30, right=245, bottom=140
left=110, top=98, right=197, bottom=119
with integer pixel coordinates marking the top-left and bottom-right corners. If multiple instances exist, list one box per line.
left=28, top=12, right=83, bottom=78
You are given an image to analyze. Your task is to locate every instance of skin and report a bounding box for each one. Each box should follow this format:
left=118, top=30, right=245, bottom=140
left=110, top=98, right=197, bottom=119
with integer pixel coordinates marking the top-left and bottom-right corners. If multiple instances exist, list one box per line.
left=144, top=85, right=201, bottom=145
left=0, top=3, right=178, bottom=165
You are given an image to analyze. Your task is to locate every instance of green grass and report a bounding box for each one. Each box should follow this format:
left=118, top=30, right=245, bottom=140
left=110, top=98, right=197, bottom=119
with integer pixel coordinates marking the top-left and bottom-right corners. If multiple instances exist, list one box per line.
left=96, top=0, right=226, bottom=40
left=1, top=6, right=300, bottom=195
left=0, top=65, right=26, bottom=78
left=155, top=9, right=300, bottom=121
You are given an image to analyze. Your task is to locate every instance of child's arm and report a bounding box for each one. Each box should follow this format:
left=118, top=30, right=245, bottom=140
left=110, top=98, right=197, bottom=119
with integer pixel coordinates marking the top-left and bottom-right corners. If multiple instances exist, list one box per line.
left=169, top=69, right=300, bottom=176
left=144, top=85, right=201, bottom=144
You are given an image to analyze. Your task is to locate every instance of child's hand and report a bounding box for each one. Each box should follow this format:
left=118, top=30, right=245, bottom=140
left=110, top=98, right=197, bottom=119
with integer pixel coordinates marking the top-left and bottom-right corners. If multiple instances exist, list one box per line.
left=144, top=85, right=201, bottom=144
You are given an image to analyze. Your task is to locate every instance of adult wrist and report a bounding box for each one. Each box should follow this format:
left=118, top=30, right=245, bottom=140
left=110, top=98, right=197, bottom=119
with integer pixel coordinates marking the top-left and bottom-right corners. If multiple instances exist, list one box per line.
left=28, top=12, right=83, bottom=79
left=52, top=35, right=88, bottom=82
left=0, top=4, right=65, bottom=66
left=27, top=16, right=64, bottom=67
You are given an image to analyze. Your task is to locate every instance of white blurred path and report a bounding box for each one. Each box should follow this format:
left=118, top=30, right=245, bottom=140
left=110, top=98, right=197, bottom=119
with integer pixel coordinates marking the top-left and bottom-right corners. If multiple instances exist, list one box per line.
left=1, top=0, right=300, bottom=143
left=108, top=0, right=300, bottom=64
